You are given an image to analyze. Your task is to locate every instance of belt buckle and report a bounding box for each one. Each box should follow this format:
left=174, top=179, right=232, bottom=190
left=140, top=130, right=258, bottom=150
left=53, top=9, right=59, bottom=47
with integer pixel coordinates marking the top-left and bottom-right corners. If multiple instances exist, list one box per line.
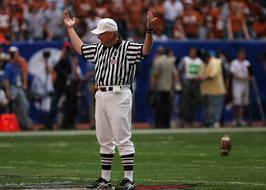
left=112, top=86, right=121, bottom=94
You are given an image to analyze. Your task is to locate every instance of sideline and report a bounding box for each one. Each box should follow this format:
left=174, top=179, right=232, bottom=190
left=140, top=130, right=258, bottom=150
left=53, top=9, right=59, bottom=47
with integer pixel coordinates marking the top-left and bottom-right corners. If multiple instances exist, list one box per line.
left=0, top=127, right=266, bottom=137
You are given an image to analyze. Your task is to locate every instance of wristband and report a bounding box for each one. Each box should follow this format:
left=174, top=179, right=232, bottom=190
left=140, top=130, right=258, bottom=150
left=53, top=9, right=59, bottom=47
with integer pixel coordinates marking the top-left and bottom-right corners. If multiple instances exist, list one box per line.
left=146, top=28, right=154, bottom=34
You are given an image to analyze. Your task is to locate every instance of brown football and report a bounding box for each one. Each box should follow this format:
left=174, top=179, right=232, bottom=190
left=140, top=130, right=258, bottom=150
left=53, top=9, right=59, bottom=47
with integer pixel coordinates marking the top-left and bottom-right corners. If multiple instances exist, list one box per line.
left=219, top=134, right=232, bottom=156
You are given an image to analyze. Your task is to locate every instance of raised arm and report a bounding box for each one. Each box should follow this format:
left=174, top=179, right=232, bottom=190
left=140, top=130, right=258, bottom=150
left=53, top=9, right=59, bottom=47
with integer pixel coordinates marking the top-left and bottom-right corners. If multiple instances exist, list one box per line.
left=63, top=10, right=83, bottom=55
left=142, top=11, right=157, bottom=56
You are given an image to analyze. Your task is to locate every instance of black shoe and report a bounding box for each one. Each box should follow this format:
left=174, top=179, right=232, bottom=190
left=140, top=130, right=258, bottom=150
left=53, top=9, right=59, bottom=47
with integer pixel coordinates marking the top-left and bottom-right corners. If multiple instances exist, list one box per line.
left=116, top=178, right=135, bottom=190
left=86, top=177, right=111, bottom=189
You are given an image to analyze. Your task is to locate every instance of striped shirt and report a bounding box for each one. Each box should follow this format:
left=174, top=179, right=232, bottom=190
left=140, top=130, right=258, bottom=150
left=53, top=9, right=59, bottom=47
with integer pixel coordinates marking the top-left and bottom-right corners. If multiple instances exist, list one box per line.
left=81, top=40, right=145, bottom=86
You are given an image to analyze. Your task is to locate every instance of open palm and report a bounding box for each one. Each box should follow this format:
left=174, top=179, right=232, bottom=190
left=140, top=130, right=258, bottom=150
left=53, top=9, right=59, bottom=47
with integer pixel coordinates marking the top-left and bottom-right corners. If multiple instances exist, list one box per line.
left=63, top=10, right=76, bottom=28
left=146, top=11, right=157, bottom=29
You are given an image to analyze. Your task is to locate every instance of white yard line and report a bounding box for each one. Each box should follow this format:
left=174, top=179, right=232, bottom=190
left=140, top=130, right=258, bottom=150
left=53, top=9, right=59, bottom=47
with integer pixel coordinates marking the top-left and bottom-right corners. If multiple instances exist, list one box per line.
left=0, top=127, right=266, bottom=137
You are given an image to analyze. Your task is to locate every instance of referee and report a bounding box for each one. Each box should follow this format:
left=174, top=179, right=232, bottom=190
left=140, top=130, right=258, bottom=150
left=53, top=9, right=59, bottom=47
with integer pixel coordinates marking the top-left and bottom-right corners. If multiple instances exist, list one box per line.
left=63, top=10, right=156, bottom=189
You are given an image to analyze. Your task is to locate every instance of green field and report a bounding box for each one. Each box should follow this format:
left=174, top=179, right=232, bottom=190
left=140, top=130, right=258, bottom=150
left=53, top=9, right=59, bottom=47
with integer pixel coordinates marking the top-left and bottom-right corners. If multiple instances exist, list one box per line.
left=0, top=128, right=266, bottom=190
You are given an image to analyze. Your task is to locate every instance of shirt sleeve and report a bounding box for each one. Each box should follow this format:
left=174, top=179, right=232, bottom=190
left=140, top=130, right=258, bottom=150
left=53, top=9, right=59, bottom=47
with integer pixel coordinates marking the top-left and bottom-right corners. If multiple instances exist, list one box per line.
left=230, top=61, right=237, bottom=75
left=127, top=41, right=145, bottom=65
left=81, top=43, right=98, bottom=64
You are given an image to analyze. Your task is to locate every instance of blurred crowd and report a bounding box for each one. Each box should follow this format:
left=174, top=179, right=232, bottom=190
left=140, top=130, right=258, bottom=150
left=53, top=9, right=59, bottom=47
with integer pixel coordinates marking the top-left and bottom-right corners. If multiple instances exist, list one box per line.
left=149, top=46, right=255, bottom=128
left=0, top=43, right=263, bottom=130
left=0, top=0, right=266, bottom=43
left=0, top=43, right=86, bottom=130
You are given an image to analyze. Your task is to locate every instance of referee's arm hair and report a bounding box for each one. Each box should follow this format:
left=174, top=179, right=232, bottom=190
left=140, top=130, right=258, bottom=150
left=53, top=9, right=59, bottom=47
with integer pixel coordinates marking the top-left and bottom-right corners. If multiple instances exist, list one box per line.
left=63, top=10, right=83, bottom=55
left=142, top=11, right=157, bottom=56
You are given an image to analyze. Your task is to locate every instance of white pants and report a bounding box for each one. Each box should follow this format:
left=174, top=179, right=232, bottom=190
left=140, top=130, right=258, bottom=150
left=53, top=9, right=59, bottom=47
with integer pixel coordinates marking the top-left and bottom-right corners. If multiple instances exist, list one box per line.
left=232, top=84, right=249, bottom=106
left=95, top=89, right=135, bottom=156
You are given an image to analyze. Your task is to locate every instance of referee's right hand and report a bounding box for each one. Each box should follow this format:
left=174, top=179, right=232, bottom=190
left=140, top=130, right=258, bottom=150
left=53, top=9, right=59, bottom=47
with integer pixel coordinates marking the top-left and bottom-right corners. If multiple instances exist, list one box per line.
left=63, top=10, right=76, bottom=28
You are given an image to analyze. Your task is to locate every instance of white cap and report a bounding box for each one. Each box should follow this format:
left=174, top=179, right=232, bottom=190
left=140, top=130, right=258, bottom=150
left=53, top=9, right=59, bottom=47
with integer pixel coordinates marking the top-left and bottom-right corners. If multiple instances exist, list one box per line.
left=91, top=18, right=118, bottom=35
left=9, top=46, right=19, bottom=52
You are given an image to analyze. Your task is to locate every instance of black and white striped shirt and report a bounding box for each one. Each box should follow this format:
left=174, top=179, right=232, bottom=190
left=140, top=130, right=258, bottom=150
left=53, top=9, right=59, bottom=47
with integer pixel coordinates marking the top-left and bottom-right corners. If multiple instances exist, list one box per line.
left=81, top=40, right=145, bottom=86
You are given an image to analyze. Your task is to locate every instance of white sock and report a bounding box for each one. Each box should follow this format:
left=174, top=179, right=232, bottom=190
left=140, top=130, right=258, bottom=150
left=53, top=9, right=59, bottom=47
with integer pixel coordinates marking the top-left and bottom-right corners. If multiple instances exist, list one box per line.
left=101, top=170, right=111, bottom=181
left=124, top=171, right=133, bottom=182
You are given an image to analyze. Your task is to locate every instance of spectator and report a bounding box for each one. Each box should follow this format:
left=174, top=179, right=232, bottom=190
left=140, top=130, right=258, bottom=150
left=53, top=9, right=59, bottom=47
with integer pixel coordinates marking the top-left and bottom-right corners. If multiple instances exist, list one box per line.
left=150, top=47, right=176, bottom=128
left=83, top=11, right=101, bottom=43
left=62, top=45, right=83, bottom=129
left=1, top=0, right=266, bottom=41
left=178, top=47, right=203, bottom=127
left=163, top=0, right=183, bottom=38
left=170, top=50, right=182, bottom=128
left=196, top=1, right=210, bottom=39
left=206, top=2, right=226, bottom=39
left=0, top=4, right=12, bottom=40
left=153, top=24, right=168, bottom=41
left=43, top=0, right=64, bottom=41
left=217, top=51, right=233, bottom=110
left=0, top=44, right=9, bottom=113
left=6, top=0, right=25, bottom=41
left=230, top=49, right=251, bottom=126
left=147, top=0, right=165, bottom=38
left=94, top=0, right=109, bottom=18
left=227, top=1, right=251, bottom=40
left=0, top=44, right=9, bottom=72
left=85, top=62, right=96, bottom=129
left=126, top=0, right=144, bottom=39
left=73, top=0, right=95, bottom=18
left=23, top=4, right=45, bottom=41
left=109, top=0, right=128, bottom=40
left=181, top=0, right=203, bottom=39
left=172, top=17, right=186, bottom=40
left=46, top=42, right=80, bottom=130
left=198, top=50, right=226, bottom=128
left=252, top=14, right=266, bottom=39
left=4, top=46, right=31, bottom=130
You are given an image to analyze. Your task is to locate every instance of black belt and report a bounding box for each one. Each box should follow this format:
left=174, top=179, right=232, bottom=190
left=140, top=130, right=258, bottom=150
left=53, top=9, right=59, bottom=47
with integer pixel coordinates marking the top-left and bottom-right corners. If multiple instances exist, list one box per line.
left=98, top=86, right=114, bottom=91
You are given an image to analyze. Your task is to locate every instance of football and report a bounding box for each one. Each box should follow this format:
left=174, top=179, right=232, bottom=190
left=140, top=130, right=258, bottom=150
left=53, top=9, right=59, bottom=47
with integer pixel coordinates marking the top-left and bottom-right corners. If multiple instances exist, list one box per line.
left=219, top=134, right=232, bottom=156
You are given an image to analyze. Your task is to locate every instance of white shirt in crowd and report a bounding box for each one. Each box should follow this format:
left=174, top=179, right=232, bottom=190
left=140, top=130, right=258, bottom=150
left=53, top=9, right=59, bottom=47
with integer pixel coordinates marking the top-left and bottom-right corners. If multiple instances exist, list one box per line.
left=163, top=0, right=184, bottom=21
left=180, top=56, right=203, bottom=80
left=230, top=59, right=250, bottom=89
left=230, top=59, right=250, bottom=105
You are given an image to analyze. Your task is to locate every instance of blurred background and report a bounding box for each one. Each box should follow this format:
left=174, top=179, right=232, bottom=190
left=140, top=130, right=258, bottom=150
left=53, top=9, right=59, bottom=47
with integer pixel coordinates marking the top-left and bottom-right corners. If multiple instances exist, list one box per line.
left=0, top=0, right=266, bottom=131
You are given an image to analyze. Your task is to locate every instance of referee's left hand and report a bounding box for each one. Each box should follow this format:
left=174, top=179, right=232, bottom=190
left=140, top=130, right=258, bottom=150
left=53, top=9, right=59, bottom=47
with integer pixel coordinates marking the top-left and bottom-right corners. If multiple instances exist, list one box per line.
left=146, top=11, right=157, bottom=30
left=63, top=10, right=76, bottom=28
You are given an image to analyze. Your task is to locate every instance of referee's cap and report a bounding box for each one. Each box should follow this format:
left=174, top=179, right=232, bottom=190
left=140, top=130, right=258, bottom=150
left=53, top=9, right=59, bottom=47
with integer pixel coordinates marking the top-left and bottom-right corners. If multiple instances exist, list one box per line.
left=91, top=18, right=118, bottom=35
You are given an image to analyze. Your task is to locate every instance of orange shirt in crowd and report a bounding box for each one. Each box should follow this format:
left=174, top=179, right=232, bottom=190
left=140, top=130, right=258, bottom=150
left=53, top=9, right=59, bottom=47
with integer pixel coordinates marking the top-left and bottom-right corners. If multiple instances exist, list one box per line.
left=253, top=21, right=266, bottom=38
left=126, top=0, right=144, bottom=30
left=73, top=0, right=95, bottom=18
left=228, top=14, right=244, bottom=33
left=182, top=10, right=202, bottom=37
left=109, top=0, right=127, bottom=21
left=207, top=7, right=225, bottom=39
left=7, top=0, right=24, bottom=26
left=173, top=18, right=186, bottom=39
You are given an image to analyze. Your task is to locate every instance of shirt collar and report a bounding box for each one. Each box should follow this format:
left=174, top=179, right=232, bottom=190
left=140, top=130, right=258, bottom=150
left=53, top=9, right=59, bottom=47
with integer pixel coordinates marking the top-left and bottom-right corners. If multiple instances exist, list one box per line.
left=113, top=38, right=122, bottom=49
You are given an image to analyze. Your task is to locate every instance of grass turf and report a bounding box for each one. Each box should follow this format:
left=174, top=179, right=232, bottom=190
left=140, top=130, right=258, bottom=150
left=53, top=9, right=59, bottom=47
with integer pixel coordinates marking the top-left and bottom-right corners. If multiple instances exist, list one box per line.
left=0, top=129, right=266, bottom=189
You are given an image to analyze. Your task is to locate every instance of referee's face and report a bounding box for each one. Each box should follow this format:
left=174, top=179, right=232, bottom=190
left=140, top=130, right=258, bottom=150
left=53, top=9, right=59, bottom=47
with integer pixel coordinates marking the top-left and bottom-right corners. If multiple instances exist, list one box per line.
left=98, top=31, right=117, bottom=47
